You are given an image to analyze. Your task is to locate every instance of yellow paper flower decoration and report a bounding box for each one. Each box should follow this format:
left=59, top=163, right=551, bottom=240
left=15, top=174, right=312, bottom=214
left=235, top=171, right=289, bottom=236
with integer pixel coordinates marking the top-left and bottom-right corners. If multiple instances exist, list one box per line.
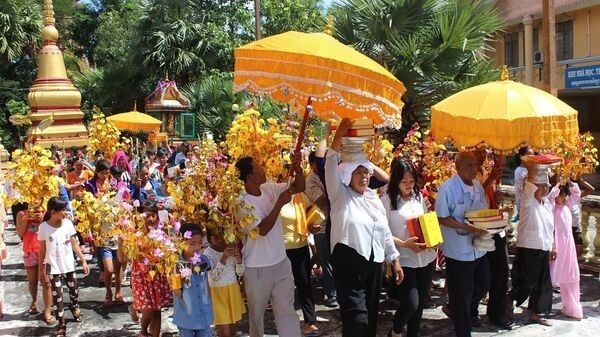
left=87, top=108, right=127, bottom=161
left=223, top=108, right=293, bottom=181
left=5, top=145, right=61, bottom=208
left=70, top=191, right=121, bottom=244
left=363, top=134, right=394, bottom=173
left=118, top=202, right=185, bottom=276
left=167, top=137, right=257, bottom=242
left=394, top=123, right=456, bottom=200
left=548, top=132, right=599, bottom=180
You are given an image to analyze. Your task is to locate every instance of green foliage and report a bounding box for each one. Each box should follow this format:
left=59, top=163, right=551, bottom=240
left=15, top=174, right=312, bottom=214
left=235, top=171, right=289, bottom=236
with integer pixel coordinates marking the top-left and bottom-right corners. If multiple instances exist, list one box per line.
left=183, top=72, right=245, bottom=142
left=0, top=0, right=42, bottom=63
left=332, top=0, right=505, bottom=130
left=1, top=99, right=30, bottom=149
left=133, top=0, right=253, bottom=85
left=261, top=0, right=326, bottom=36
left=95, top=1, right=143, bottom=68
left=183, top=72, right=286, bottom=142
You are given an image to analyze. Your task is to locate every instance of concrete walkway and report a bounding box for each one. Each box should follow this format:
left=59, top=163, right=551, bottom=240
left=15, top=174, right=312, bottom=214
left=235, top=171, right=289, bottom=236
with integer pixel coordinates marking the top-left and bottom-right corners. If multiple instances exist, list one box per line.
left=1, top=219, right=600, bottom=336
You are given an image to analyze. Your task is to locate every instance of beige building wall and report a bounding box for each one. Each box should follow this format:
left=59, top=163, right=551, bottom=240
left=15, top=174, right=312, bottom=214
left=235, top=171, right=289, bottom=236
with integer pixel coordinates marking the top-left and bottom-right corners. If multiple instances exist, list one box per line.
left=494, top=0, right=600, bottom=149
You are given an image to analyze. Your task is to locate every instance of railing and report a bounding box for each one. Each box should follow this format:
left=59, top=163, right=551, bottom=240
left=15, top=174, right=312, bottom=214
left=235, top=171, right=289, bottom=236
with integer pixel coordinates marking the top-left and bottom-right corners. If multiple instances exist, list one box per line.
left=498, top=185, right=600, bottom=271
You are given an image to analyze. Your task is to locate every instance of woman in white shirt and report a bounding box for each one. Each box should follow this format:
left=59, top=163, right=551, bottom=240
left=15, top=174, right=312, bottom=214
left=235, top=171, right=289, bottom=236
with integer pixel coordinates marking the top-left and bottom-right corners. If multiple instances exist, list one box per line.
left=512, top=146, right=533, bottom=222
left=381, top=158, right=436, bottom=337
left=325, top=118, right=403, bottom=337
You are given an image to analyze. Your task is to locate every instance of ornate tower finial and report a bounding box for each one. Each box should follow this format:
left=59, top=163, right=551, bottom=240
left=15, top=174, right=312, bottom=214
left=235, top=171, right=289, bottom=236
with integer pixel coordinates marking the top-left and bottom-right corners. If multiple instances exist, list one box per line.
left=43, top=0, right=55, bottom=26
left=324, top=15, right=334, bottom=35
left=501, top=65, right=509, bottom=81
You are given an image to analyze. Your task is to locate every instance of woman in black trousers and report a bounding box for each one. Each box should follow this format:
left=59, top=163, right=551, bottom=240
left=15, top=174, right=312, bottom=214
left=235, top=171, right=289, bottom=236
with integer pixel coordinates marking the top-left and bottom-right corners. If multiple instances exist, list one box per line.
left=381, top=158, right=437, bottom=337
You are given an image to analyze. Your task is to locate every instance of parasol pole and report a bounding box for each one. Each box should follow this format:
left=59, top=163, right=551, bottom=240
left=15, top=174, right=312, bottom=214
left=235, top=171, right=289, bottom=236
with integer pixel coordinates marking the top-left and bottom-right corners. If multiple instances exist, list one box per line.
left=287, top=96, right=313, bottom=179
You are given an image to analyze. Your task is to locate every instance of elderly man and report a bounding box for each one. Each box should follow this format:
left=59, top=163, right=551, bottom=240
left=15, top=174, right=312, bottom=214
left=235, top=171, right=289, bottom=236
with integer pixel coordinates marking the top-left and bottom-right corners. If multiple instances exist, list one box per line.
left=235, top=152, right=305, bottom=337
left=435, top=151, right=490, bottom=337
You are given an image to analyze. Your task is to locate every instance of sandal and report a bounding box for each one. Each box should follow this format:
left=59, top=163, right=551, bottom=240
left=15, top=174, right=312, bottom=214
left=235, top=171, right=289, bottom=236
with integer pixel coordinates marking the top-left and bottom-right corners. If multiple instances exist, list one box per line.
left=101, top=298, right=113, bottom=308
left=70, top=307, right=83, bottom=322
left=26, top=305, right=40, bottom=315
left=528, top=314, right=552, bottom=326
left=114, top=295, right=125, bottom=305
left=43, top=315, right=57, bottom=325
left=54, top=324, right=67, bottom=337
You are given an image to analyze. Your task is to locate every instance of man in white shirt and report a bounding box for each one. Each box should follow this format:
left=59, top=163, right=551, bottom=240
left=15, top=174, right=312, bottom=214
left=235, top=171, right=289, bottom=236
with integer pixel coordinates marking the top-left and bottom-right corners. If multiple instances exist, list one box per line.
left=507, top=163, right=556, bottom=326
left=235, top=153, right=305, bottom=337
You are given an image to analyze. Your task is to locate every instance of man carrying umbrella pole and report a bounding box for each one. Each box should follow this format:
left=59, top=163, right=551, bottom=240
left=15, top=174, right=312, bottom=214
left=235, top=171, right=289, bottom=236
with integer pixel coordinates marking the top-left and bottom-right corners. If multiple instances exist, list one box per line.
left=234, top=151, right=305, bottom=337
left=435, top=151, right=490, bottom=337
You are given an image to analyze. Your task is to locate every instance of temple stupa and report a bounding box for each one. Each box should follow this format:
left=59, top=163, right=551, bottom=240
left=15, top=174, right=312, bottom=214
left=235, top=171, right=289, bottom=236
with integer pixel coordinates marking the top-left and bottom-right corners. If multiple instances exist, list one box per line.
left=26, top=0, right=88, bottom=148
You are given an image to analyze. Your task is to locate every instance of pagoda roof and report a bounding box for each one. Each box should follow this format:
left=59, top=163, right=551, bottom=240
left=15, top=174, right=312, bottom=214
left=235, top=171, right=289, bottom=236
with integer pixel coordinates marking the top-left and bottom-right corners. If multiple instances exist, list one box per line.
left=145, top=79, right=190, bottom=112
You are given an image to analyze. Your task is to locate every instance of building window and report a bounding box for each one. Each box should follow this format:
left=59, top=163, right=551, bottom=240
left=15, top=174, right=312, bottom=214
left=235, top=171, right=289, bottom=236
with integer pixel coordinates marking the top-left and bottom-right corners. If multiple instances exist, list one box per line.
left=556, top=20, right=573, bottom=61
left=504, top=32, right=519, bottom=67
left=533, top=28, right=539, bottom=53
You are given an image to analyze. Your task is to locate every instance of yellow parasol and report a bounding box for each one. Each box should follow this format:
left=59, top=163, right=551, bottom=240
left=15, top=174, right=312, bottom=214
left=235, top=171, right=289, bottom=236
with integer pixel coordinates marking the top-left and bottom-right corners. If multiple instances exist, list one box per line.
left=234, top=30, right=406, bottom=129
left=431, top=66, right=579, bottom=152
left=107, top=104, right=162, bottom=132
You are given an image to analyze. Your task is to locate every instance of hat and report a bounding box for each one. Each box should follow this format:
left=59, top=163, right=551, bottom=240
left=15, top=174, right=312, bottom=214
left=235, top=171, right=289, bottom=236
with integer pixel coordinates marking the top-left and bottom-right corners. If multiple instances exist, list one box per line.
left=338, top=159, right=375, bottom=186
left=530, top=163, right=550, bottom=185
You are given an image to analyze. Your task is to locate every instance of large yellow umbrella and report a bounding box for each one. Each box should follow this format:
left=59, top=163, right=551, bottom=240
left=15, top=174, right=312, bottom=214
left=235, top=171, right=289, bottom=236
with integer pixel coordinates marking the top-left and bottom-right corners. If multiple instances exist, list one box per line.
left=107, top=106, right=162, bottom=132
left=431, top=67, right=579, bottom=152
left=234, top=30, right=406, bottom=128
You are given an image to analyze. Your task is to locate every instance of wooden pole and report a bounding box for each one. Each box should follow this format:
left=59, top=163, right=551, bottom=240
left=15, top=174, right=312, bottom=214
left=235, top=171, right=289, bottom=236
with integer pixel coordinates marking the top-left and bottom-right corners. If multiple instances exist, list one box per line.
left=254, top=0, right=261, bottom=40
left=287, top=97, right=313, bottom=179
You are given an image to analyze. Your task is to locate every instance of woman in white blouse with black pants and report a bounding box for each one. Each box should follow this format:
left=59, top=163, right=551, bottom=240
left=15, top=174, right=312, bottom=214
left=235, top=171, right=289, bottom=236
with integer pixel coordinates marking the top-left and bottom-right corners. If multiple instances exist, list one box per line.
left=381, top=158, right=436, bottom=337
left=325, top=118, right=403, bottom=337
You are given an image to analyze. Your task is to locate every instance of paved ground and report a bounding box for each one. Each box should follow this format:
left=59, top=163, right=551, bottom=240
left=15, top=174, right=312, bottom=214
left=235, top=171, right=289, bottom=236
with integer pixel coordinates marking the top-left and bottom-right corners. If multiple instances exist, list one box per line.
left=1, top=219, right=600, bottom=337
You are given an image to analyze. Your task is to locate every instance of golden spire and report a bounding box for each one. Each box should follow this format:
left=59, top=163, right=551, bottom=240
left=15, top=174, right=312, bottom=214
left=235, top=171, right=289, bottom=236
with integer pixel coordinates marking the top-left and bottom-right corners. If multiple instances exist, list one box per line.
left=324, top=15, right=334, bottom=35
left=43, top=0, right=55, bottom=26
left=501, top=65, right=509, bottom=81
left=27, top=0, right=88, bottom=148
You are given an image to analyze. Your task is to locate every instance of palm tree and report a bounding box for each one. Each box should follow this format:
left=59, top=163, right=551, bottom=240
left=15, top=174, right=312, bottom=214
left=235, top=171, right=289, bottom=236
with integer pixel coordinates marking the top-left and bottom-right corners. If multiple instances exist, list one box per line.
left=183, top=72, right=289, bottom=141
left=332, top=0, right=505, bottom=130
left=133, top=0, right=253, bottom=85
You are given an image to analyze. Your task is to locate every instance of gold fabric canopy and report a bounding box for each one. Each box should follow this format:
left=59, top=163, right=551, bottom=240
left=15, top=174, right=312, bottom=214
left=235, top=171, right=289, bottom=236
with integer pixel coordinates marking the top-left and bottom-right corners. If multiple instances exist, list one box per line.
left=107, top=111, right=162, bottom=132
left=430, top=68, right=579, bottom=151
left=234, top=31, right=406, bottom=128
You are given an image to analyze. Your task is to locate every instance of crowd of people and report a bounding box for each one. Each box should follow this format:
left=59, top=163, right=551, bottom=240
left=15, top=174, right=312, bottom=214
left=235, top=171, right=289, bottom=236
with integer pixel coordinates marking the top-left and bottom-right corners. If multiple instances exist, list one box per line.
left=0, top=118, right=596, bottom=337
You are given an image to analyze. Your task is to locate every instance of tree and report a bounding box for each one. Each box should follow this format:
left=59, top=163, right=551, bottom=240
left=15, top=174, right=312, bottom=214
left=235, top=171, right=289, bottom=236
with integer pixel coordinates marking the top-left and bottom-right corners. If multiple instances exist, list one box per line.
left=261, top=0, right=326, bottom=36
left=133, top=0, right=253, bottom=85
left=94, top=0, right=143, bottom=68
left=0, top=0, right=42, bottom=151
left=184, top=72, right=288, bottom=141
left=0, top=0, right=42, bottom=64
left=332, top=0, right=505, bottom=130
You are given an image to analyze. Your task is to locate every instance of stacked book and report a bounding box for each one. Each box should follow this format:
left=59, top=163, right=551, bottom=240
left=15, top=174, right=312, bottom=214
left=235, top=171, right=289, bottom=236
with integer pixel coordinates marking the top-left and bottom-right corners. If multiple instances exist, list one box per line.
left=464, top=209, right=507, bottom=230
left=346, top=117, right=375, bottom=137
left=406, top=211, right=443, bottom=248
left=331, top=118, right=375, bottom=137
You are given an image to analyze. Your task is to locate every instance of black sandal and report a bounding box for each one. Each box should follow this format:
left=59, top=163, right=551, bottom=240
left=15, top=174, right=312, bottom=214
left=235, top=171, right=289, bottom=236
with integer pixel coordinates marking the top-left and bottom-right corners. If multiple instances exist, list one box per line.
left=54, top=324, right=67, bottom=337
left=70, top=307, right=83, bottom=322
left=26, top=305, right=39, bottom=315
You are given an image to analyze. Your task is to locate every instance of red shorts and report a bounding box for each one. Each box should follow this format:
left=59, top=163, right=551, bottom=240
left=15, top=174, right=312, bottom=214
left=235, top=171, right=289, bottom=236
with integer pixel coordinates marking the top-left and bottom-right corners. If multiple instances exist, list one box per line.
left=23, top=251, right=39, bottom=268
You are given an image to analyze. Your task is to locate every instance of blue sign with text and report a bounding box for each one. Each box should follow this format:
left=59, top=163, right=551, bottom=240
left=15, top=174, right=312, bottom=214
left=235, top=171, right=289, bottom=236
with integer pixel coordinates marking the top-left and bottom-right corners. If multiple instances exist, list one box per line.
left=565, top=64, right=600, bottom=89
